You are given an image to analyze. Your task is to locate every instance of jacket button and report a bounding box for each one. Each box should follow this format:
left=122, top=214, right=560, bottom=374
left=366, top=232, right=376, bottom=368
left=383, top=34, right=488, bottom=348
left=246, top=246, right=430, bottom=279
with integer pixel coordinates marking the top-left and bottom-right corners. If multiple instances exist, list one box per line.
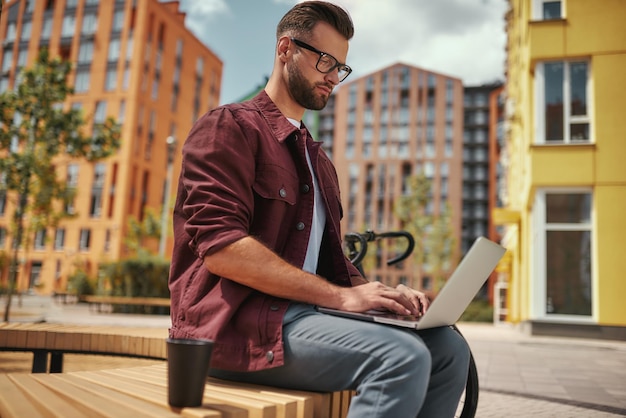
left=279, top=188, right=287, bottom=198
left=270, top=305, right=279, bottom=311
left=266, top=351, right=274, bottom=363
left=296, top=222, right=305, bottom=231
left=301, top=184, right=310, bottom=193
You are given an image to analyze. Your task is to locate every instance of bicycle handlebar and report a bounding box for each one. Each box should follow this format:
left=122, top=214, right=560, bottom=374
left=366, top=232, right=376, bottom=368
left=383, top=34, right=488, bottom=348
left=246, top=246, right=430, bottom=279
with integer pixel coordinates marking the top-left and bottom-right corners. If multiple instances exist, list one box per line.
left=344, top=230, right=415, bottom=267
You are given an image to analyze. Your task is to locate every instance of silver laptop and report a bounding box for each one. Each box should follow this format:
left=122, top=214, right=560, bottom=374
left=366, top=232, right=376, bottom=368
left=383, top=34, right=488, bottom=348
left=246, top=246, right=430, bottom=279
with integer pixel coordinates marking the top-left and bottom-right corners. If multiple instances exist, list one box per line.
left=317, top=236, right=506, bottom=329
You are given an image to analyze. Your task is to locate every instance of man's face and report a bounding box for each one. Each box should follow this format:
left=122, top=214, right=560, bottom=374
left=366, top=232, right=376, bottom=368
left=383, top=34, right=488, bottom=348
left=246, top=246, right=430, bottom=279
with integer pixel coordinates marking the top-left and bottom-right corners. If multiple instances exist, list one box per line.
left=286, top=22, right=349, bottom=111
left=287, top=58, right=329, bottom=110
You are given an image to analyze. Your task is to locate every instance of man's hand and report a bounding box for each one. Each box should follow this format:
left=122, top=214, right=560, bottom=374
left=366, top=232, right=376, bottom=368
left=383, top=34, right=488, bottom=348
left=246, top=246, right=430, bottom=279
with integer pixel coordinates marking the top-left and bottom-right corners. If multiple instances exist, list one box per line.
left=335, top=282, right=427, bottom=316
left=395, top=284, right=429, bottom=316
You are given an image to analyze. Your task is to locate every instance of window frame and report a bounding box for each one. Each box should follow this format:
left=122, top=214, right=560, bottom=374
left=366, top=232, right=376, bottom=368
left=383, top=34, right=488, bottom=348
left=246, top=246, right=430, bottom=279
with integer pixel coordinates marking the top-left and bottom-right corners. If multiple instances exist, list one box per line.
left=79, top=228, right=91, bottom=251
left=534, top=60, right=593, bottom=144
left=54, top=228, right=65, bottom=250
left=34, top=229, right=47, bottom=250
left=532, top=0, right=564, bottom=20
left=531, top=188, right=595, bottom=322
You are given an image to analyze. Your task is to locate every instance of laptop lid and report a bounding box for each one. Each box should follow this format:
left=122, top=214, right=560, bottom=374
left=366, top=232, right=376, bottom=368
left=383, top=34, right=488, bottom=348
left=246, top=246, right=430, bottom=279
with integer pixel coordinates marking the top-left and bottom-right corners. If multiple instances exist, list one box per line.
left=317, top=236, right=506, bottom=329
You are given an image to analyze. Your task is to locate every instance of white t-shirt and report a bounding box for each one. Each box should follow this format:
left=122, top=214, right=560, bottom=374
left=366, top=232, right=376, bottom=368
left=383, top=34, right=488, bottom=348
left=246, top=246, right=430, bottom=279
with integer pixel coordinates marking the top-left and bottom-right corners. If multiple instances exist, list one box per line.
left=287, top=118, right=326, bottom=273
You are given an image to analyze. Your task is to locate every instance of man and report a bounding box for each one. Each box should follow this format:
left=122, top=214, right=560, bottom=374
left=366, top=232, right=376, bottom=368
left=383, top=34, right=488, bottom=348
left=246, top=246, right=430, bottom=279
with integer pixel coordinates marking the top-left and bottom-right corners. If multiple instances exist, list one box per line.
left=169, top=1, right=469, bottom=416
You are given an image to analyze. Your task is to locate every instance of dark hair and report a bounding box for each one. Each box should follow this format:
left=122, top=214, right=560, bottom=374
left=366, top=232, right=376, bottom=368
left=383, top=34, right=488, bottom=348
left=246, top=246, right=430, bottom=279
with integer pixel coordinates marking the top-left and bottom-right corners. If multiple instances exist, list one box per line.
left=276, top=1, right=354, bottom=41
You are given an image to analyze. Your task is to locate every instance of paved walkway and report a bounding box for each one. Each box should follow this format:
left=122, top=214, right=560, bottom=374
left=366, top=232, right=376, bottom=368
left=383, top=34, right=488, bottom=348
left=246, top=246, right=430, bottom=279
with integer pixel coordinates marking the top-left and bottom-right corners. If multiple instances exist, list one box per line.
left=3, top=294, right=626, bottom=417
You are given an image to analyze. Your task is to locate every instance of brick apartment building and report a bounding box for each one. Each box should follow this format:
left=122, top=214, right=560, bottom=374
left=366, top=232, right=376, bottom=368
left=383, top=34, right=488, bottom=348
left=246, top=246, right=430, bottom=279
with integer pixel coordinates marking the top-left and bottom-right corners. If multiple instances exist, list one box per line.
left=0, top=0, right=222, bottom=293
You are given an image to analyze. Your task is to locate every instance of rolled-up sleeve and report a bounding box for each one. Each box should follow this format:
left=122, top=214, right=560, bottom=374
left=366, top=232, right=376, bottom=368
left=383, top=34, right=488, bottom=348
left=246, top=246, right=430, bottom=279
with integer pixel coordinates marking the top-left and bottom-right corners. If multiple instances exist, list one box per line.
left=181, top=108, right=256, bottom=259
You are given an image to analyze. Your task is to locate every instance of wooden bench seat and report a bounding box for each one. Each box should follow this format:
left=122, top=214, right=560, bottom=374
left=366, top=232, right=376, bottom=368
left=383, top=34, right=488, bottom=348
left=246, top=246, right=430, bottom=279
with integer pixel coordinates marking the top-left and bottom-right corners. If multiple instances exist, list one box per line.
left=0, top=323, right=168, bottom=372
left=0, top=364, right=354, bottom=418
left=0, top=324, right=355, bottom=417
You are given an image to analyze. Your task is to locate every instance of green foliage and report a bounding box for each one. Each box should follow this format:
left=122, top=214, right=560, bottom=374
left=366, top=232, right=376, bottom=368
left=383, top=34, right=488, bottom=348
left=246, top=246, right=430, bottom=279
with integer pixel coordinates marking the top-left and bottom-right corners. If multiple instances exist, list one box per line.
left=124, top=207, right=162, bottom=257
left=393, top=174, right=456, bottom=292
left=67, top=270, right=95, bottom=297
left=0, top=48, right=121, bottom=321
left=460, top=299, right=494, bottom=322
left=97, top=256, right=170, bottom=315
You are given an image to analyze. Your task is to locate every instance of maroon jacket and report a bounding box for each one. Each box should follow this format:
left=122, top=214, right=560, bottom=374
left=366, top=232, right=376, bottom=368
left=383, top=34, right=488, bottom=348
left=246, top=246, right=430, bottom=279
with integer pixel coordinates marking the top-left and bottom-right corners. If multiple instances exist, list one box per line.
left=168, top=91, right=360, bottom=371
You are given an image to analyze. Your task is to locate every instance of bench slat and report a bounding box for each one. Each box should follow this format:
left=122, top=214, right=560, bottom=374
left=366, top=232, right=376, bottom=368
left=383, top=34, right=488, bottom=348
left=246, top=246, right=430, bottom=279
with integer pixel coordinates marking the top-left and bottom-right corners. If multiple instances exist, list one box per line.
left=33, top=374, right=166, bottom=418
left=9, top=373, right=87, bottom=418
left=74, top=370, right=236, bottom=418
left=0, top=374, right=47, bottom=418
left=97, top=366, right=278, bottom=418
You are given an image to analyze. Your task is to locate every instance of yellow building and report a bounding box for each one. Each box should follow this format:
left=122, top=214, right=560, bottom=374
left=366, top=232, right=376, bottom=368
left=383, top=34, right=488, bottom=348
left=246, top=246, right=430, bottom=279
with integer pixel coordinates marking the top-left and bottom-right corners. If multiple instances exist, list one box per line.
left=0, top=0, right=222, bottom=293
left=497, top=0, right=626, bottom=339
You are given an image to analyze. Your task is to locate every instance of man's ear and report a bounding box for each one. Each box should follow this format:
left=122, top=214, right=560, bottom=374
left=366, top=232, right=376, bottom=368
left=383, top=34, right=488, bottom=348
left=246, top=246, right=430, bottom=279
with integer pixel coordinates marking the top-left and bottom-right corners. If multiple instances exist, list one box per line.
left=277, top=36, right=291, bottom=62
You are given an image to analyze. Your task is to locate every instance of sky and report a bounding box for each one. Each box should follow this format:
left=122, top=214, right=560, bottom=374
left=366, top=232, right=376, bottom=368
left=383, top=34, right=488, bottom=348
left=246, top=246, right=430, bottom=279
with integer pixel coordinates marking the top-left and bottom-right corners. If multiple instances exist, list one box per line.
left=173, top=0, right=509, bottom=105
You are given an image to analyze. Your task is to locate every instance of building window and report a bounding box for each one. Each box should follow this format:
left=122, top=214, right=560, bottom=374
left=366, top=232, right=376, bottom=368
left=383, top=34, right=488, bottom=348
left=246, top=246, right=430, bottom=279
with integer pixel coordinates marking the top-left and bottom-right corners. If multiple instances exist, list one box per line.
left=92, top=101, right=106, bottom=125
left=1, top=50, right=13, bottom=73
left=78, top=41, right=94, bottom=64
left=66, top=164, right=79, bottom=214
left=90, top=163, right=106, bottom=217
left=75, top=69, right=91, bottom=93
left=54, top=228, right=65, bottom=250
left=61, top=15, right=76, bottom=37
left=21, top=20, right=33, bottom=40
left=34, top=229, right=47, bottom=250
left=533, top=190, right=593, bottom=319
left=29, top=262, right=42, bottom=289
left=104, top=229, right=111, bottom=252
left=67, top=164, right=79, bottom=187
left=105, top=68, right=117, bottom=91
left=5, top=22, right=17, bottom=42
left=79, top=228, right=91, bottom=251
left=108, top=38, right=121, bottom=62
left=112, top=9, right=125, bottom=32
left=533, top=0, right=562, bottom=20
left=82, top=13, right=98, bottom=35
left=0, top=191, right=6, bottom=215
left=535, top=61, right=590, bottom=144
left=118, top=100, right=126, bottom=123
left=123, top=66, right=130, bottom=90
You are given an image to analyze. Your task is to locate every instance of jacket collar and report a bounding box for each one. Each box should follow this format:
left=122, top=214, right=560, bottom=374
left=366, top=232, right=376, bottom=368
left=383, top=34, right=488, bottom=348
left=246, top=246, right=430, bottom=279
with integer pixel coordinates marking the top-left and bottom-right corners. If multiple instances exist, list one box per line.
left=250, top=90, right=301, bottom=144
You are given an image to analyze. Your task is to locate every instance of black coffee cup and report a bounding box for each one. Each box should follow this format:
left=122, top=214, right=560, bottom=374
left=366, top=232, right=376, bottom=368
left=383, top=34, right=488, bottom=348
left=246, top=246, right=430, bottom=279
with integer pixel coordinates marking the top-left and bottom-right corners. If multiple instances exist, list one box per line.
left=166, top=338, right=214, bottom=407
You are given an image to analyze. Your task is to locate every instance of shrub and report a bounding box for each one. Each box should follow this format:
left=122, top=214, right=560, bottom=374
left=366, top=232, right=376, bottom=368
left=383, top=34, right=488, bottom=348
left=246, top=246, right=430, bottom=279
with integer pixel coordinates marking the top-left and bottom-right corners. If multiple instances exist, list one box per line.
left=97, top=256, right=170, bottom=315
left=460, top=299, right=494, bottom=323
left=67, top=270, right=95, bottom=297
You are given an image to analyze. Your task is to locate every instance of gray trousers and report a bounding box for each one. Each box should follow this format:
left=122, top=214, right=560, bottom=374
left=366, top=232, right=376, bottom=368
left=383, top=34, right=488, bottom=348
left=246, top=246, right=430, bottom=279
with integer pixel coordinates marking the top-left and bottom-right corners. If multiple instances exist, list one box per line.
left=211, top=303, right=470, bottom=418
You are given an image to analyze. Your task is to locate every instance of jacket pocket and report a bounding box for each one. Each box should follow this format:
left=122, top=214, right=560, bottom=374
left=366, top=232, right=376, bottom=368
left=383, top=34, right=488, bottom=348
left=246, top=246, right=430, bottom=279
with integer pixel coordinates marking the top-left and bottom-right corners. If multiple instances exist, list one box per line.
left=253, top=163, right=298, bottom=205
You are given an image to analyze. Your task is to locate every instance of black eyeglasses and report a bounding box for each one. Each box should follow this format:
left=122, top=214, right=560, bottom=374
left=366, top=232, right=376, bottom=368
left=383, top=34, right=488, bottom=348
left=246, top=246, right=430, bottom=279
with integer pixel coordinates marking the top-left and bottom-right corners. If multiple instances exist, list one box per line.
left=290, top=38, right=352, bottom=82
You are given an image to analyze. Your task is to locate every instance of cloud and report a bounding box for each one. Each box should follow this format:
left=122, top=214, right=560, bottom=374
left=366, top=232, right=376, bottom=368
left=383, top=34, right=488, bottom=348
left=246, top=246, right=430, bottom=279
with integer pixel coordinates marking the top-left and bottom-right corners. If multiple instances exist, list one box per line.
left=170, top=0, right=508, bottom=103
left=313, top=0, right=508, bottom=84
left=177, top=0, right=231, bottom=39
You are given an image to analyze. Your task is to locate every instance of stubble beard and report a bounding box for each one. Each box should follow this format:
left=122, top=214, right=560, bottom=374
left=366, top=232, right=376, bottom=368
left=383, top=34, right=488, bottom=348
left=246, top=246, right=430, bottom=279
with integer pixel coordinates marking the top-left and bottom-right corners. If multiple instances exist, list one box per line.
left=287, top=61, right=331, bottom=111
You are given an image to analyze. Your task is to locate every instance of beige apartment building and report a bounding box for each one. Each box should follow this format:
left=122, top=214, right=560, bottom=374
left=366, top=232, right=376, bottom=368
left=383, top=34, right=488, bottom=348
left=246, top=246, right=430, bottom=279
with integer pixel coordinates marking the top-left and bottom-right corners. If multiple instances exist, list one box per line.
left=0, top=0, right=222, bottom=293
left=321, top=63, right=465, bottom=292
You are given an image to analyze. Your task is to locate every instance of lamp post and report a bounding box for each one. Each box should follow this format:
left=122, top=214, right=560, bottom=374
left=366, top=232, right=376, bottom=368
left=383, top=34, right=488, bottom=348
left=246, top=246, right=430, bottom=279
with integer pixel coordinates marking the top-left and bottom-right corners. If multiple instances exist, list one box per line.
left=159, top=135, right=176, bottom=257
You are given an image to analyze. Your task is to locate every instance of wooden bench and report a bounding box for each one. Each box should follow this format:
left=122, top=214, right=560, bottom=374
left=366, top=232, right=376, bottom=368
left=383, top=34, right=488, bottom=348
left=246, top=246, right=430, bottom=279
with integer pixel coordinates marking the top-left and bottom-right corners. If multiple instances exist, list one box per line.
left=52, top=290, right=78, bottom=304
left=80, top=295, right=171, bottom=313
left=0, top=364, right=354, bottom=418
left=0, top=322, right=167, bottom=373
left=0, top=325, right=356, bottom=418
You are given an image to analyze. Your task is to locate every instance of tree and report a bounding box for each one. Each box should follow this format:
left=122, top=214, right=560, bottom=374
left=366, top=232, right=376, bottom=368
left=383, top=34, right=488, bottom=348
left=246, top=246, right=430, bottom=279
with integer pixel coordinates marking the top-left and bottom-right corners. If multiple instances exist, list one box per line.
left=394, top=173, right=456, bottom=293
left=0, top=49, right=121, bottom=321
left=124, top=207, right=163, bottom=258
